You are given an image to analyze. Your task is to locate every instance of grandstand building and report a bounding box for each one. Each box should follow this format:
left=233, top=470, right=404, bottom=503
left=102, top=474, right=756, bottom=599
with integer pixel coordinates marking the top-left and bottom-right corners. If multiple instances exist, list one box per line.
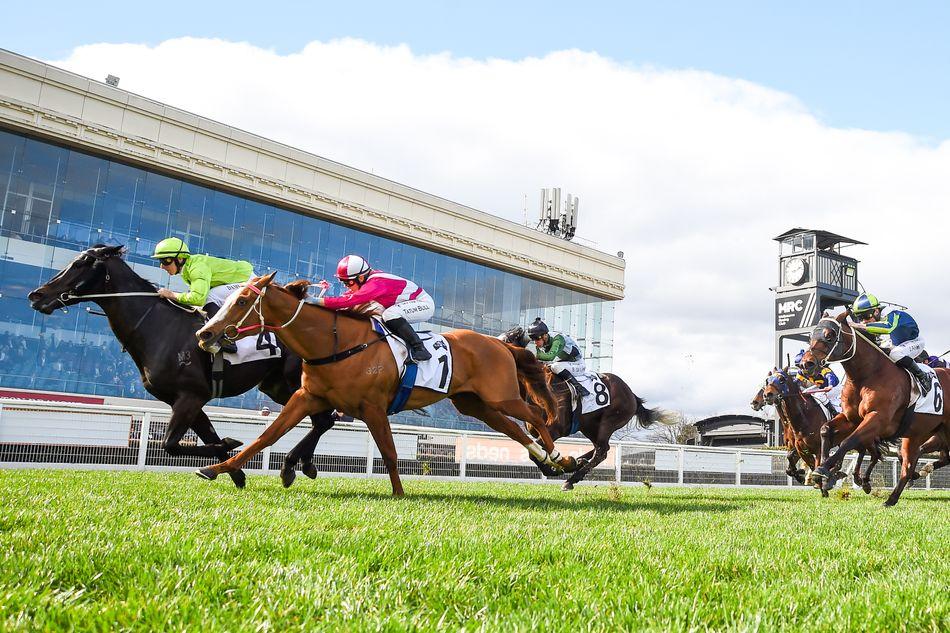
left=0, top=49, right=624, bottom=430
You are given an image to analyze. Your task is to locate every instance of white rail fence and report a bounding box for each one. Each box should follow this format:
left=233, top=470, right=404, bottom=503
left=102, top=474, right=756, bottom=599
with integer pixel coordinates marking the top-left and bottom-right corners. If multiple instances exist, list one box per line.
left=0, top=399, right=946, bottom=490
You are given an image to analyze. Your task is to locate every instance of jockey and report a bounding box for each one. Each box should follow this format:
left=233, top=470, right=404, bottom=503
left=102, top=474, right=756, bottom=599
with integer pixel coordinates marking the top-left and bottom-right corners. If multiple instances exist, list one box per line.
left=311, top=255, right=434, bottom=363
left=794, top=349, right=840, bottom=389
left=793, top=349, right=841, bottom=412
left=152, top=237, right=254, bottom=353
left=851, top=292, right=931, bottom=395
left=526, top=317, right=590, bottom=397
left=920, top=352, right=949, bottom=370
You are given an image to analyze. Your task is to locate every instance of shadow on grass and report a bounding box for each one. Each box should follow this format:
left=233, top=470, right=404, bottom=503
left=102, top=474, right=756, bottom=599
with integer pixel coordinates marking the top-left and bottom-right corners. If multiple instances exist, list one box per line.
left=275, top=487, right=744, bottom=515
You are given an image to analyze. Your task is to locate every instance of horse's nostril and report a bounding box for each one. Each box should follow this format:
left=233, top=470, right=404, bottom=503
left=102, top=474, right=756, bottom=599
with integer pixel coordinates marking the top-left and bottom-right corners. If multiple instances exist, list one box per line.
left=199, top=330, right=212, bottom=340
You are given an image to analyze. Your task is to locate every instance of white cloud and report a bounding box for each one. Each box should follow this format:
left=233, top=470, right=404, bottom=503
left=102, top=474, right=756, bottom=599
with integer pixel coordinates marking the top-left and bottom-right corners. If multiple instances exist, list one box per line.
left=50, top=38, right=950, bottom=416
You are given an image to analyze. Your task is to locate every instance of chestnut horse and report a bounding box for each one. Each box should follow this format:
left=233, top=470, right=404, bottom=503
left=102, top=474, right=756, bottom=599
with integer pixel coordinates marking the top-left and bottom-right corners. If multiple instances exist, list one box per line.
left=761, top=368, right=883, bottom=494
left=801, top=312, right=950, bottom=505
left=192, top=274, right=578, bottom=495
left=499, top=326, right=671, bottom=490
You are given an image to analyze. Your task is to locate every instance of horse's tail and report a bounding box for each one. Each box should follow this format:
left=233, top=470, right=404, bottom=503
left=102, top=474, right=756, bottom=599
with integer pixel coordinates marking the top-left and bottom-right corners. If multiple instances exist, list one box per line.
left=504, top=343, right=558, bottom=425
left=633, top=393, right=676, bottom=429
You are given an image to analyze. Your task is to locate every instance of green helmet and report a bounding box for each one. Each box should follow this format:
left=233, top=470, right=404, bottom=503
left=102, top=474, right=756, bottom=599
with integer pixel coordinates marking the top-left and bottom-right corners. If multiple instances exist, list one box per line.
left=151, top=237, right=190, bottom=260
left=852, top=293, right=880, bottom=315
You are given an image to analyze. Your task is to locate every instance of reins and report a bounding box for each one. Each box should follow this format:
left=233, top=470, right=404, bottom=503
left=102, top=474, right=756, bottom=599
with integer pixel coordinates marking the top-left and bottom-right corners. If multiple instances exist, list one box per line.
left=220, top=280, right=389, bottom=365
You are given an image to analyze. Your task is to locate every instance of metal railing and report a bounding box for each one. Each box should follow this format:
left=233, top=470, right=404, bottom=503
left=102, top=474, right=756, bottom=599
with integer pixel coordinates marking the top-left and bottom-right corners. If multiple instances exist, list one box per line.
left=0, top=398, right=946, bottom=490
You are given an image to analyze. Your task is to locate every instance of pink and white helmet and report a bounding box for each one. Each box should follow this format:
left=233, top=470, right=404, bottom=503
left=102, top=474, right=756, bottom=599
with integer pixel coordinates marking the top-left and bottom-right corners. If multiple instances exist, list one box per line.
left=336, top=255, right=371, bottom=282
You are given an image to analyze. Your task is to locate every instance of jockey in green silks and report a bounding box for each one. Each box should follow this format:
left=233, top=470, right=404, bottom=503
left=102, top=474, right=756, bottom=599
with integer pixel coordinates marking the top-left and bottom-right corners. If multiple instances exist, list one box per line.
left=527, top=317, right=590, bottom=397
left=152, top=237, right=253, bottom=352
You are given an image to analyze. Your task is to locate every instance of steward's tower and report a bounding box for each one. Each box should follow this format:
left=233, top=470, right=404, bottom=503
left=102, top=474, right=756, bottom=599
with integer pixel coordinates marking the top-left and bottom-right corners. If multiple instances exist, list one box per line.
left=773, top=228, right=865, bottom=367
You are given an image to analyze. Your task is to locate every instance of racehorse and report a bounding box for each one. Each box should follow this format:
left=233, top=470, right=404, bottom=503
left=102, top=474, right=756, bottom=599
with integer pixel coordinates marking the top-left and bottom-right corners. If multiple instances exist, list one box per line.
left=760, top=368, right=883, bottom=495
left=28, top=245, right=335, bottom=488
left=498, top=326, right=672, bottom=490
left=800, top=311, right=950, bottom=505
left=192, top=274, right=579, bottom=495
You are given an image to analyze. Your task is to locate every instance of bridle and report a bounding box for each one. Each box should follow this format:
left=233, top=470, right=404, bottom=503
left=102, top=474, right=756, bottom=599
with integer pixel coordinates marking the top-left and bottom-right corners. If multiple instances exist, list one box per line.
left=222, top=281, right=307, bottom=341
left=811, top=317, right=858, bottom=368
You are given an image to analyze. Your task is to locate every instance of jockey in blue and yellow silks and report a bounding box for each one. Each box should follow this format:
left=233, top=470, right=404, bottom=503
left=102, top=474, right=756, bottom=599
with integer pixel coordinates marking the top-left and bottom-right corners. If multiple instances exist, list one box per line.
left=850, top=292, right=932, bottom=395
left=794, top=349, right=842, bottom=412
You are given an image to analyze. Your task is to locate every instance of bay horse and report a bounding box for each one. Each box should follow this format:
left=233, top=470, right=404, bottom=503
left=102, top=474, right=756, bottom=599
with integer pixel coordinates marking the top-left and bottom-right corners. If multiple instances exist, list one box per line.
left=28, top=245, right=335, bottom=488
left=800, top=311, right=950, bottom=505
left=760, top=368, right=884, bottom=495
left=498, top=326, right=671, bottom=490
left=193, top=274, right=578, bottom=495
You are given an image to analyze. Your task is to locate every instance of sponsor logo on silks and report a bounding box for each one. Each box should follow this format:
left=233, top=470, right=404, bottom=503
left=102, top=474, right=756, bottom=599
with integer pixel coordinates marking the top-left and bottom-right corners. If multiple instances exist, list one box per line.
left=433, top=340, right=448, bottom=351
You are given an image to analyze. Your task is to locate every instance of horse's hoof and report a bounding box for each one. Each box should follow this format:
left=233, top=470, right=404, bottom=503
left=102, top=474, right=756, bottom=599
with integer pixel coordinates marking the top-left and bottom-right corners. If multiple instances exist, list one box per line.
left=883, top=500, right=897, bottom=508
left=820, top=488, right=829, bottom=498
left=196, top=467, right=218, bottom=481
left=862, top=482, right=872, bottom=495
left=280, top=468, right=296, bottom=488
left=561, top=481, right=574, bottom=491
left=229, top=470, right=246, bottom=489
left=301, top=462, right=319, bottom=479
left=529, top=454, right=561, bottom=478
left=221, top=437, right=243, bottom=451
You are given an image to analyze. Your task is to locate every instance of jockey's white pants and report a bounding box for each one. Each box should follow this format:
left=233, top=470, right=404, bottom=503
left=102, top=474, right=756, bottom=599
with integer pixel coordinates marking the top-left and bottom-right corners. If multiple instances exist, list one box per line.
left=827, top=382, right=843, bottom=411
left=206, top=275, right=255, bottom=307
left=549, top=359, right=587, bottom=378
left=381, top=292, right=435, bottom=325
left=888, top=336, right=926, bottom=363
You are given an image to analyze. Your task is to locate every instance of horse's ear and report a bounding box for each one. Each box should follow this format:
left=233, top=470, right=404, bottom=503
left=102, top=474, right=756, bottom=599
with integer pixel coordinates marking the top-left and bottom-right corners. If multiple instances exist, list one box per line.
left=284, top=279, right=310, bottom=299
left=260, top=271, right=278, bottom=287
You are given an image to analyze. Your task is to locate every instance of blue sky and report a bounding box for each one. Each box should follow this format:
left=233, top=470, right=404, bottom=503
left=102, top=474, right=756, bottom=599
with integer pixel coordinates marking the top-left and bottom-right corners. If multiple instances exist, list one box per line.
left=7, top=1, right=950, bottom=139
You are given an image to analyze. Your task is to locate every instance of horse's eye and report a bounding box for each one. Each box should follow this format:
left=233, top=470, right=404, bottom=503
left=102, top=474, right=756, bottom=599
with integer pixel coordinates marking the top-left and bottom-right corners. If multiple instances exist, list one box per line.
left=778, top=376, right=785, bottom=383
left=237, top=299, right=247, bottom=307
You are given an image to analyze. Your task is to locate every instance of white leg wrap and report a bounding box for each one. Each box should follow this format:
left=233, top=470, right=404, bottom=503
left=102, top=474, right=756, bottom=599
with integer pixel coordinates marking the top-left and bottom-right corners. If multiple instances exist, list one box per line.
left=526, top=443, right=546, bottom=461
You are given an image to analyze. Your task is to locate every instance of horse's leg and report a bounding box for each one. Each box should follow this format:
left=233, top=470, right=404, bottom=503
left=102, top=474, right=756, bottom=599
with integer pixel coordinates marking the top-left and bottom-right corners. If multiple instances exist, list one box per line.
left=786, top=450, right=805, bottom=484
left=813, top=414, right=882, bottom=491
left=358, top=403, right=404, bottom=497
left=160, top=396, right=237, bottom=458
left=917, top=434, right=949, bottom=477
left=856, top=446, right=883, bottom=494
left=280, top=411, right=336, bottom=488
left=884, top=438, right=921, bottom=507
left=189, top=410, right=247, bottom=489
left=450, top=393, right=562, bottom=476
left=562, top=442, right=609, bottom=491
left=196, top=389, right=324, bottom=480
left=491, top=398, right=578, bottom=472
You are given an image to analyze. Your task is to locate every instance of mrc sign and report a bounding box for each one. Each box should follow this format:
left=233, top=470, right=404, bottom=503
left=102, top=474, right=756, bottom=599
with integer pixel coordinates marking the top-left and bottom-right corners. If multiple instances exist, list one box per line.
left=775, top=293, right=818, bottom=331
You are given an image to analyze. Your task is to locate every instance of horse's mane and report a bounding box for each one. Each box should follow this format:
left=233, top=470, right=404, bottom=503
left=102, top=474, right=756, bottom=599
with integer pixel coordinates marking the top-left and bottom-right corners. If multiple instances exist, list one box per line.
left=277, top=280, right=376, bottom=321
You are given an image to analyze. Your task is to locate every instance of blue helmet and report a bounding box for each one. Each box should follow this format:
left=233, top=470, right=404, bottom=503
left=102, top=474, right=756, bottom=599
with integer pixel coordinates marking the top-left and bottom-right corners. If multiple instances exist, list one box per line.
left=852, top=293, right=880, bottom=316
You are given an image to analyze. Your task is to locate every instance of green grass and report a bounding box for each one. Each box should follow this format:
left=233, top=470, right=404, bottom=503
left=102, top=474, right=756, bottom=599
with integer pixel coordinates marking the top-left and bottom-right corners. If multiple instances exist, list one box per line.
left=0, top=471, right=947, bottom=632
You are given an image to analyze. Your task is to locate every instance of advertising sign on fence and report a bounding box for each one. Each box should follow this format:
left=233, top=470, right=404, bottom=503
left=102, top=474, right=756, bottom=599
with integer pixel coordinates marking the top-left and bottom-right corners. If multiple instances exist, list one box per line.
left=455, top=436, right=614, bottom=469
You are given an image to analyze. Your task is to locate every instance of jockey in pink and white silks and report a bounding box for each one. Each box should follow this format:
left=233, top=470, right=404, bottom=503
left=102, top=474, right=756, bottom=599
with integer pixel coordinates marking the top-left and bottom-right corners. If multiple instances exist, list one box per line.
left=311, top=255, right=435, bottom=362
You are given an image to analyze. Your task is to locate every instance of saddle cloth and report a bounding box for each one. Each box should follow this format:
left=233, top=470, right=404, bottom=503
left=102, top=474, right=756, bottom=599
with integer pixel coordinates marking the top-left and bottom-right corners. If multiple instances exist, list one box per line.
left=571, top=372, right=610, bottom=414
left=372, top=320, right=453, bottom=393
left=224, top=331, right=282, bottom=365
left=906, top=364, right=944, bottom=416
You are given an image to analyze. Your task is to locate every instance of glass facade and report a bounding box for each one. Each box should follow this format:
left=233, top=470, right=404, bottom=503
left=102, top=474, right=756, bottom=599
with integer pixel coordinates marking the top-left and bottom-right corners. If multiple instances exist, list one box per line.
left=0, top=128, right=614, bottom=430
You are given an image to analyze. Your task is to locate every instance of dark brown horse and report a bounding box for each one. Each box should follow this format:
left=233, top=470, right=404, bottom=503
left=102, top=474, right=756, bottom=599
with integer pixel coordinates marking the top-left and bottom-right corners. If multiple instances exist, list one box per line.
left=192, top=275, right=579, bottom=495
left=761, top=368, right=883, bottom=495
left=499, top=326, right=672, bottom=490
left=801, top=311, right=950, bottom=505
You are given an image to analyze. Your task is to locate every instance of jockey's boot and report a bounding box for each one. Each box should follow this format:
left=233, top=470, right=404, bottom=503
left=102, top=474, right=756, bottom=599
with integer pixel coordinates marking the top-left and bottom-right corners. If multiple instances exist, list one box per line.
left=386, top=317, right=431, bottom=363
left=557, top=369, right=590, bottom=397
left=203, top=303, right=237, bottom=353
left=896, top=356, right=931, bottom=396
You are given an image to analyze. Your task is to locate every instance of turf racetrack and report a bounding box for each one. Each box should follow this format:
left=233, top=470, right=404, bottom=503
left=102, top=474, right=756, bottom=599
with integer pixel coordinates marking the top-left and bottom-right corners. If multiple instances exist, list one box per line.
left=1, top=471, right=947, bottom=631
